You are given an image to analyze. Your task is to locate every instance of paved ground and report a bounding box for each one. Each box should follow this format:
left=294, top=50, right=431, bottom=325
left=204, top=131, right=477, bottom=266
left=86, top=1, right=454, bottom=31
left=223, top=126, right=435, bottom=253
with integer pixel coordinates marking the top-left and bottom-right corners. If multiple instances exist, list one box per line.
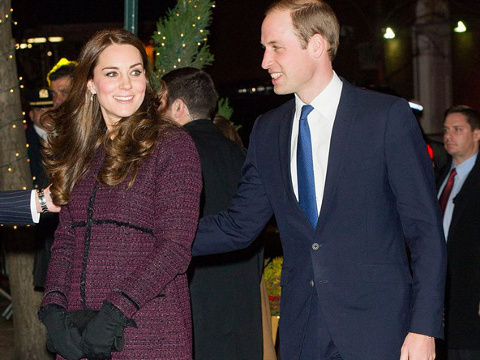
left=0, top=297, right=14, bottom=360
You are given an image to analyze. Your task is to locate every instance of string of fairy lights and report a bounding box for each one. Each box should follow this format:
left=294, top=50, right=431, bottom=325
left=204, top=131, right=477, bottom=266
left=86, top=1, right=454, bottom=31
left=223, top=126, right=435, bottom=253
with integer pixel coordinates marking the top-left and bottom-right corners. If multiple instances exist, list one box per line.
left=0, top=6, right=31, bottom=193
left=153, top=0, right=215, bottom=75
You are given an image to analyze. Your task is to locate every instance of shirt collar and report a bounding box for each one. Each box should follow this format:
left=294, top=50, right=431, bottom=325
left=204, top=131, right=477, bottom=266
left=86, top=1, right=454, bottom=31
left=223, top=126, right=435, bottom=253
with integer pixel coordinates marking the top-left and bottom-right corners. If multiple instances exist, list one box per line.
left=294, top=72, right=343, bottom=119
left=454, top=152, right=477, bottom=180
left=33, top=124, right=48, bottom=142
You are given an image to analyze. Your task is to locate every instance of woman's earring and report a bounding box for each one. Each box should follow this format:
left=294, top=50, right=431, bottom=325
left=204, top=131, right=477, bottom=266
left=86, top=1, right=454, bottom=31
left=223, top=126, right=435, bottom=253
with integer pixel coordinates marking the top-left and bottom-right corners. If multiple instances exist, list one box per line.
left=90, top=91, right=96, bottom=101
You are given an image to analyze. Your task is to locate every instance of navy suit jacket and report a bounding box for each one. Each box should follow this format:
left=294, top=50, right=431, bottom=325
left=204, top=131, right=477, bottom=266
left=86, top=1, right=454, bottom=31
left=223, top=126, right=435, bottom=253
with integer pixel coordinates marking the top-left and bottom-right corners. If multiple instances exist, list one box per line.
left=0, top=190, right=34, bottom=225
left=193, top=80, right=447, bottom=360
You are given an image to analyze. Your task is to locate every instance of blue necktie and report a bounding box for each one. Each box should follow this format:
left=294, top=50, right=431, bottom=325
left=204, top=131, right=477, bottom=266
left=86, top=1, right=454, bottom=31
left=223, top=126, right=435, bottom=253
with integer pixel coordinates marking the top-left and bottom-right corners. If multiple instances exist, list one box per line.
left=297, top=104, right=318, bottom=228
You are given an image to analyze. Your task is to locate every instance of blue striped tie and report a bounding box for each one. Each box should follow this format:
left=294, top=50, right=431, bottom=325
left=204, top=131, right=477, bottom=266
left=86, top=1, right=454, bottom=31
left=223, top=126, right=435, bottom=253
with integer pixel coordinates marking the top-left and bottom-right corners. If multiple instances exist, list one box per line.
left=297, top=104, right=318, bottom=228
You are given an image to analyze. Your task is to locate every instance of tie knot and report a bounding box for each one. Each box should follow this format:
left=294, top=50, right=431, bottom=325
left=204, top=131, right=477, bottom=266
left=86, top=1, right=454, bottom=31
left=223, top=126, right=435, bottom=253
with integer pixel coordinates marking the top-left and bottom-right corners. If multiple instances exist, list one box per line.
left=450, top=168, right=457, bottom=177
left=300, top=105, right=314, bottom=122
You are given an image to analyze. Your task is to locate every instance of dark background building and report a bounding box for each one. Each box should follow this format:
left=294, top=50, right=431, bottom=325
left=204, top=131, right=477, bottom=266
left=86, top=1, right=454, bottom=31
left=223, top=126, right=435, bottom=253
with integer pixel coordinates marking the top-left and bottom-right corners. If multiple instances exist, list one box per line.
left=11, top=0, right=480, bottom=140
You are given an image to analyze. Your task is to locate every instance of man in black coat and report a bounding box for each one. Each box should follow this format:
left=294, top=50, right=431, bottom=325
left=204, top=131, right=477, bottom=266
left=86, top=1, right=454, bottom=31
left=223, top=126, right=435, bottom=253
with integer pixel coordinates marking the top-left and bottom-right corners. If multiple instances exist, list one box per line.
left=25, top=88, right=58, bottom=289
left=163, top=67, right=264, bottom=360
left=437, top=105, right=480, bottom=360
left=26, top=60, right=76, bottom=289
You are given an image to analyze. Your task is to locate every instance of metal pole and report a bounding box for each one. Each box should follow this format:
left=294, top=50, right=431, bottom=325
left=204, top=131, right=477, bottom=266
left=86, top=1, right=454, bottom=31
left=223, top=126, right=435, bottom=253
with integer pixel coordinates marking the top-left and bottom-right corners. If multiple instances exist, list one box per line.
left=124, top=0, right=139, bottom=35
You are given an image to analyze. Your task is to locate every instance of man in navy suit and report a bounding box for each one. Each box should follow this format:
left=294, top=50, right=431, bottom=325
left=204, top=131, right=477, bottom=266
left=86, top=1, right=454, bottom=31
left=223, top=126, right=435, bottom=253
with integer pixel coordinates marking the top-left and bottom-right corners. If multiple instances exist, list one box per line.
left=193, top=1, right=446, bottom=359
left=0, top=190, right=37, bottom=225
left=0, top=187, right=57, bottom=225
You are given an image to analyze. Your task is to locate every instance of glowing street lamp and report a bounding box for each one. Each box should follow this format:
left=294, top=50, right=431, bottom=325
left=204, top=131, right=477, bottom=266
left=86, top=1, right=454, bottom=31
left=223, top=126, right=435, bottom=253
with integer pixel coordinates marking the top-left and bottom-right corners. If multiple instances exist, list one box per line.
left=384, top=27, right=395, bottom=39
left=454, top=21, right=467, bottom=33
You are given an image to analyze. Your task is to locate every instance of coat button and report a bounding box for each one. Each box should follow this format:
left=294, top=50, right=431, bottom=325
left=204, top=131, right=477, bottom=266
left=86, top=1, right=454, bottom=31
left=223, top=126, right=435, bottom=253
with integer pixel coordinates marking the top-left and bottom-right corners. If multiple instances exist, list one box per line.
left=312, top=243, right=320, bottom=250
left=310, top=280, right=315, bottom=287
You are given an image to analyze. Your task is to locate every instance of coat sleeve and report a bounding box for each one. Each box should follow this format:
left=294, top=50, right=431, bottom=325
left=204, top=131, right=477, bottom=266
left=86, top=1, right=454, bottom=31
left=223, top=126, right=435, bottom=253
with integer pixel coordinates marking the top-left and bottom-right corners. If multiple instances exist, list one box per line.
left=0, top=190, right=35, bottom=225
left=192, top=118, right=274, bottom=256
left=106, top=130, right=202, bottom=318
left=42, top=203, right=75, bottom=308
left=385, top=99, right=447, bottom=338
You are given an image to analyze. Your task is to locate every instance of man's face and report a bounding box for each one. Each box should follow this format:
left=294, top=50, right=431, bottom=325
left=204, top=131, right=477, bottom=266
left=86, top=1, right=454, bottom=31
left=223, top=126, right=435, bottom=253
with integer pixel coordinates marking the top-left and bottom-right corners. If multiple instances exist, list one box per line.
left=261, top=10, right=319, bottom=102
left=443, top=112, right=480, bottom=165
left=50, top=76, right=72, bottom=108
left=29, top=107, right=49, bottom=129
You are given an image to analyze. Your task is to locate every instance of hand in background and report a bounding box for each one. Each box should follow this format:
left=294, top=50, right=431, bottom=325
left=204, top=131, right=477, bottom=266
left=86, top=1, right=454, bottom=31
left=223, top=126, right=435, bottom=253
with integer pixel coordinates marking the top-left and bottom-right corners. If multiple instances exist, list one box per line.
left=44, top=185, right=61, bottom=212
left=35, top=185, right=61, bottom=213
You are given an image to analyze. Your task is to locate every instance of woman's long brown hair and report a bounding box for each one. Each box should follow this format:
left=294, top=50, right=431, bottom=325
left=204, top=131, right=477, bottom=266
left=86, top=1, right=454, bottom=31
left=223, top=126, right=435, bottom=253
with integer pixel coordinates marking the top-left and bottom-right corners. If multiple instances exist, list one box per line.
left=43, top=29, right=169, bottom=206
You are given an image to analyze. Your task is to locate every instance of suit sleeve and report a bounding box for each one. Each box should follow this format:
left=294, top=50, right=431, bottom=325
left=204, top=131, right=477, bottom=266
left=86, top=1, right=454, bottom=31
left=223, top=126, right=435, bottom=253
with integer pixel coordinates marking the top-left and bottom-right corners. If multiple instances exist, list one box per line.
left=0, top=190, right=35, bottom=225
left=192, top=118, right=274, bottom=256
left=385, top=99, right=447, bottom=338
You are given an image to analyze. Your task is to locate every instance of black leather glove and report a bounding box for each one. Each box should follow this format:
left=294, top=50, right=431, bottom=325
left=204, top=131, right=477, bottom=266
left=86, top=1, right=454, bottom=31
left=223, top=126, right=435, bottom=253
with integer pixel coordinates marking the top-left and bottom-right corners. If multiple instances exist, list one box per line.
left=81, top=301, right=136, bottom=359
left=38, top=304, right=84, bottom=360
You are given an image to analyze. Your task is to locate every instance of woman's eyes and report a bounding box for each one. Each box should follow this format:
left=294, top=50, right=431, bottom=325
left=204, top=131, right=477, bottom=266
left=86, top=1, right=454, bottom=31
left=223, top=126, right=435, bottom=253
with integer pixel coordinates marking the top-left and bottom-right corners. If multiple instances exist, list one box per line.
left=104, top=69, right=143, bottom=77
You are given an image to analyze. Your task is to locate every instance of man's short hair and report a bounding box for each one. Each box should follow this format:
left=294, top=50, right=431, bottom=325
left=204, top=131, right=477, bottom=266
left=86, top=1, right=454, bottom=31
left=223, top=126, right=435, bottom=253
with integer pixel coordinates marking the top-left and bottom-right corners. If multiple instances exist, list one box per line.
left=49, top=64, right=76, bottom=82
left=444, top=105, right=480, bottom=130
left=266, top=0, right=340, bottom=61
left=47, top=58, right=77, bottom=86
left=162, top=67, right=218, bottom=120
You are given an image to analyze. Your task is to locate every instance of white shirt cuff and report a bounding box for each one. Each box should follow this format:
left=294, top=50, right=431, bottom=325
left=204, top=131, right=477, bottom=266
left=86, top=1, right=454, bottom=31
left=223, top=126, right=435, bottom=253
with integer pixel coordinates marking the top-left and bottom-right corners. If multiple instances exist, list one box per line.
left=30, top=190, right=40, bottom=223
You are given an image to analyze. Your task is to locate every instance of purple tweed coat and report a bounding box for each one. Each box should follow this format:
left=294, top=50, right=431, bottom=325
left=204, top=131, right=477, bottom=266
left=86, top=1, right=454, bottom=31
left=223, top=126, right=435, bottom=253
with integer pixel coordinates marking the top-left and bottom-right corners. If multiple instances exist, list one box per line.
left=41, top=126, right=202, bottom=359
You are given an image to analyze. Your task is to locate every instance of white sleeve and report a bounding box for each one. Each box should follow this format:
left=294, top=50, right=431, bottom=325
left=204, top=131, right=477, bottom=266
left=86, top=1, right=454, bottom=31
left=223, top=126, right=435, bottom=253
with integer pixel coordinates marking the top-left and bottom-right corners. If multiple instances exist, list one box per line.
left=30, top=190, right=40, bottom=223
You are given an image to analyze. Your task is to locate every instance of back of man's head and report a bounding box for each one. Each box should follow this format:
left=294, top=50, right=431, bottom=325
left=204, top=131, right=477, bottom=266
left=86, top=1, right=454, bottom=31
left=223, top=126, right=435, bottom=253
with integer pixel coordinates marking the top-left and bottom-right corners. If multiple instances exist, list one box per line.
left=162, top=67, right=218, bottom=120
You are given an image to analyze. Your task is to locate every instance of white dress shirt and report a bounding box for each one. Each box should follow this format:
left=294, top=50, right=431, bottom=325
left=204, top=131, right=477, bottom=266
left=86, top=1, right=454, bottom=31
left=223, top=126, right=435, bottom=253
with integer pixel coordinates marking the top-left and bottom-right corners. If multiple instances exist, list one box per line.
left=438, top=152, right=477, bottom=239
left=30, top=190, right=40, bottom=223
left=34, top=124, right=48, bottom=142
left=290, top=72, right=343, bottom=216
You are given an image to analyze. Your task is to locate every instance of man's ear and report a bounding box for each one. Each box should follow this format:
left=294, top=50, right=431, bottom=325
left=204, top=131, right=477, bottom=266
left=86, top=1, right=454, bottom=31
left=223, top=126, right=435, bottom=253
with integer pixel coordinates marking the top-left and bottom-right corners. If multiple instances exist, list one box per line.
left=473, top=128, right=480, bottom=142
left=169, top=98, right=191, bottom=125
left=172, top=98, right=187, bottom=117
left=309, top=33, right=326, bottom=59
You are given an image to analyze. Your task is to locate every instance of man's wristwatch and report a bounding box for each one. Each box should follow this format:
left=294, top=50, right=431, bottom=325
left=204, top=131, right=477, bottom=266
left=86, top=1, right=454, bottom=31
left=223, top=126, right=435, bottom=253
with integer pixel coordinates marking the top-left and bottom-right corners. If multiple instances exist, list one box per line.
left=37, top=189, right=49, bottom=213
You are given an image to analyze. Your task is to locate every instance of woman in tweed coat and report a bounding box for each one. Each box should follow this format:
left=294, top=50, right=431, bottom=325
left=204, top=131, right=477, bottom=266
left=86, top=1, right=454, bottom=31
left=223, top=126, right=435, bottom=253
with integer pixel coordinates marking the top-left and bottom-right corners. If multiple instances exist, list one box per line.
left=37, top=29, right=202, bottom=360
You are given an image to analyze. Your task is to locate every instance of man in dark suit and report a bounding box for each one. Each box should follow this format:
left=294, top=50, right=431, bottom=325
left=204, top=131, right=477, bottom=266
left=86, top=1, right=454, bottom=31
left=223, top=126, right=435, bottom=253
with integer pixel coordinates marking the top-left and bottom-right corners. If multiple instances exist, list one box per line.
left=25, top=88, right=59, bottom=289
left=0, top=190, right=38, bottom=224
left=436, top=105, right=480, bottom=360
left=0, top=187, right=56, bottom=225
left=163, top=68, right=264, bottom=360
left=192, top=1, right=446, bottom=359
left=0, top=60, right=75, bottom=226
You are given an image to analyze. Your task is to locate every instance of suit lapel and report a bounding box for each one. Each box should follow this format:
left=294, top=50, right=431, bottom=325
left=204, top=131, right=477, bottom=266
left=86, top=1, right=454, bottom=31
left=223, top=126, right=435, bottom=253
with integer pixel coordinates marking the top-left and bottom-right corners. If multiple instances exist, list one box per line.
left=278, top=102, right=298, bottom=204
left=449, top=155, right=480, bottom=231
left=316, top=81, right=358, bottom=232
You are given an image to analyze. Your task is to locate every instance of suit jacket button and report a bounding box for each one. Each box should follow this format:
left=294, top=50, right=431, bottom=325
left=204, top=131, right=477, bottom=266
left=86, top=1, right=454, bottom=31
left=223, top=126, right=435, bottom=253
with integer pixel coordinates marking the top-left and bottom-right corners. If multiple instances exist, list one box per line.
left=310, top=280, right=315, bottom=287
left=312, top=243, right=320, bottom=250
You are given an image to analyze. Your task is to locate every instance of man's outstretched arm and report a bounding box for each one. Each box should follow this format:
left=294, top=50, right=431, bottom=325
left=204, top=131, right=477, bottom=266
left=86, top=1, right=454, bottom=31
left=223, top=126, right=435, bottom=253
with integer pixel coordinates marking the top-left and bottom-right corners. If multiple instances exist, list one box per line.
left=0, top=186, right=60, bottom=225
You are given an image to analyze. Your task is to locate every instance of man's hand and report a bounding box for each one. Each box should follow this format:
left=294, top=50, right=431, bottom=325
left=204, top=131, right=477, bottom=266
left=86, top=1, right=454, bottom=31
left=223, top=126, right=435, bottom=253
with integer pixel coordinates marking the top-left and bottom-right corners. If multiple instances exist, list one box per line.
left=43, top=185, right=60, bottom=212
left=36, top=185, right=61, bottom=213
left=400, top=332, right=435, bottom=360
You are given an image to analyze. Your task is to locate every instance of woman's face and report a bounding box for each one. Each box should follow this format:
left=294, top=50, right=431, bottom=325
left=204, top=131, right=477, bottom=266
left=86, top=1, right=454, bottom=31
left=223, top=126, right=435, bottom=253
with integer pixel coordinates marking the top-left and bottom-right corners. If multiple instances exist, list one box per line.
left=87, top=44, right=146, bottom=130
